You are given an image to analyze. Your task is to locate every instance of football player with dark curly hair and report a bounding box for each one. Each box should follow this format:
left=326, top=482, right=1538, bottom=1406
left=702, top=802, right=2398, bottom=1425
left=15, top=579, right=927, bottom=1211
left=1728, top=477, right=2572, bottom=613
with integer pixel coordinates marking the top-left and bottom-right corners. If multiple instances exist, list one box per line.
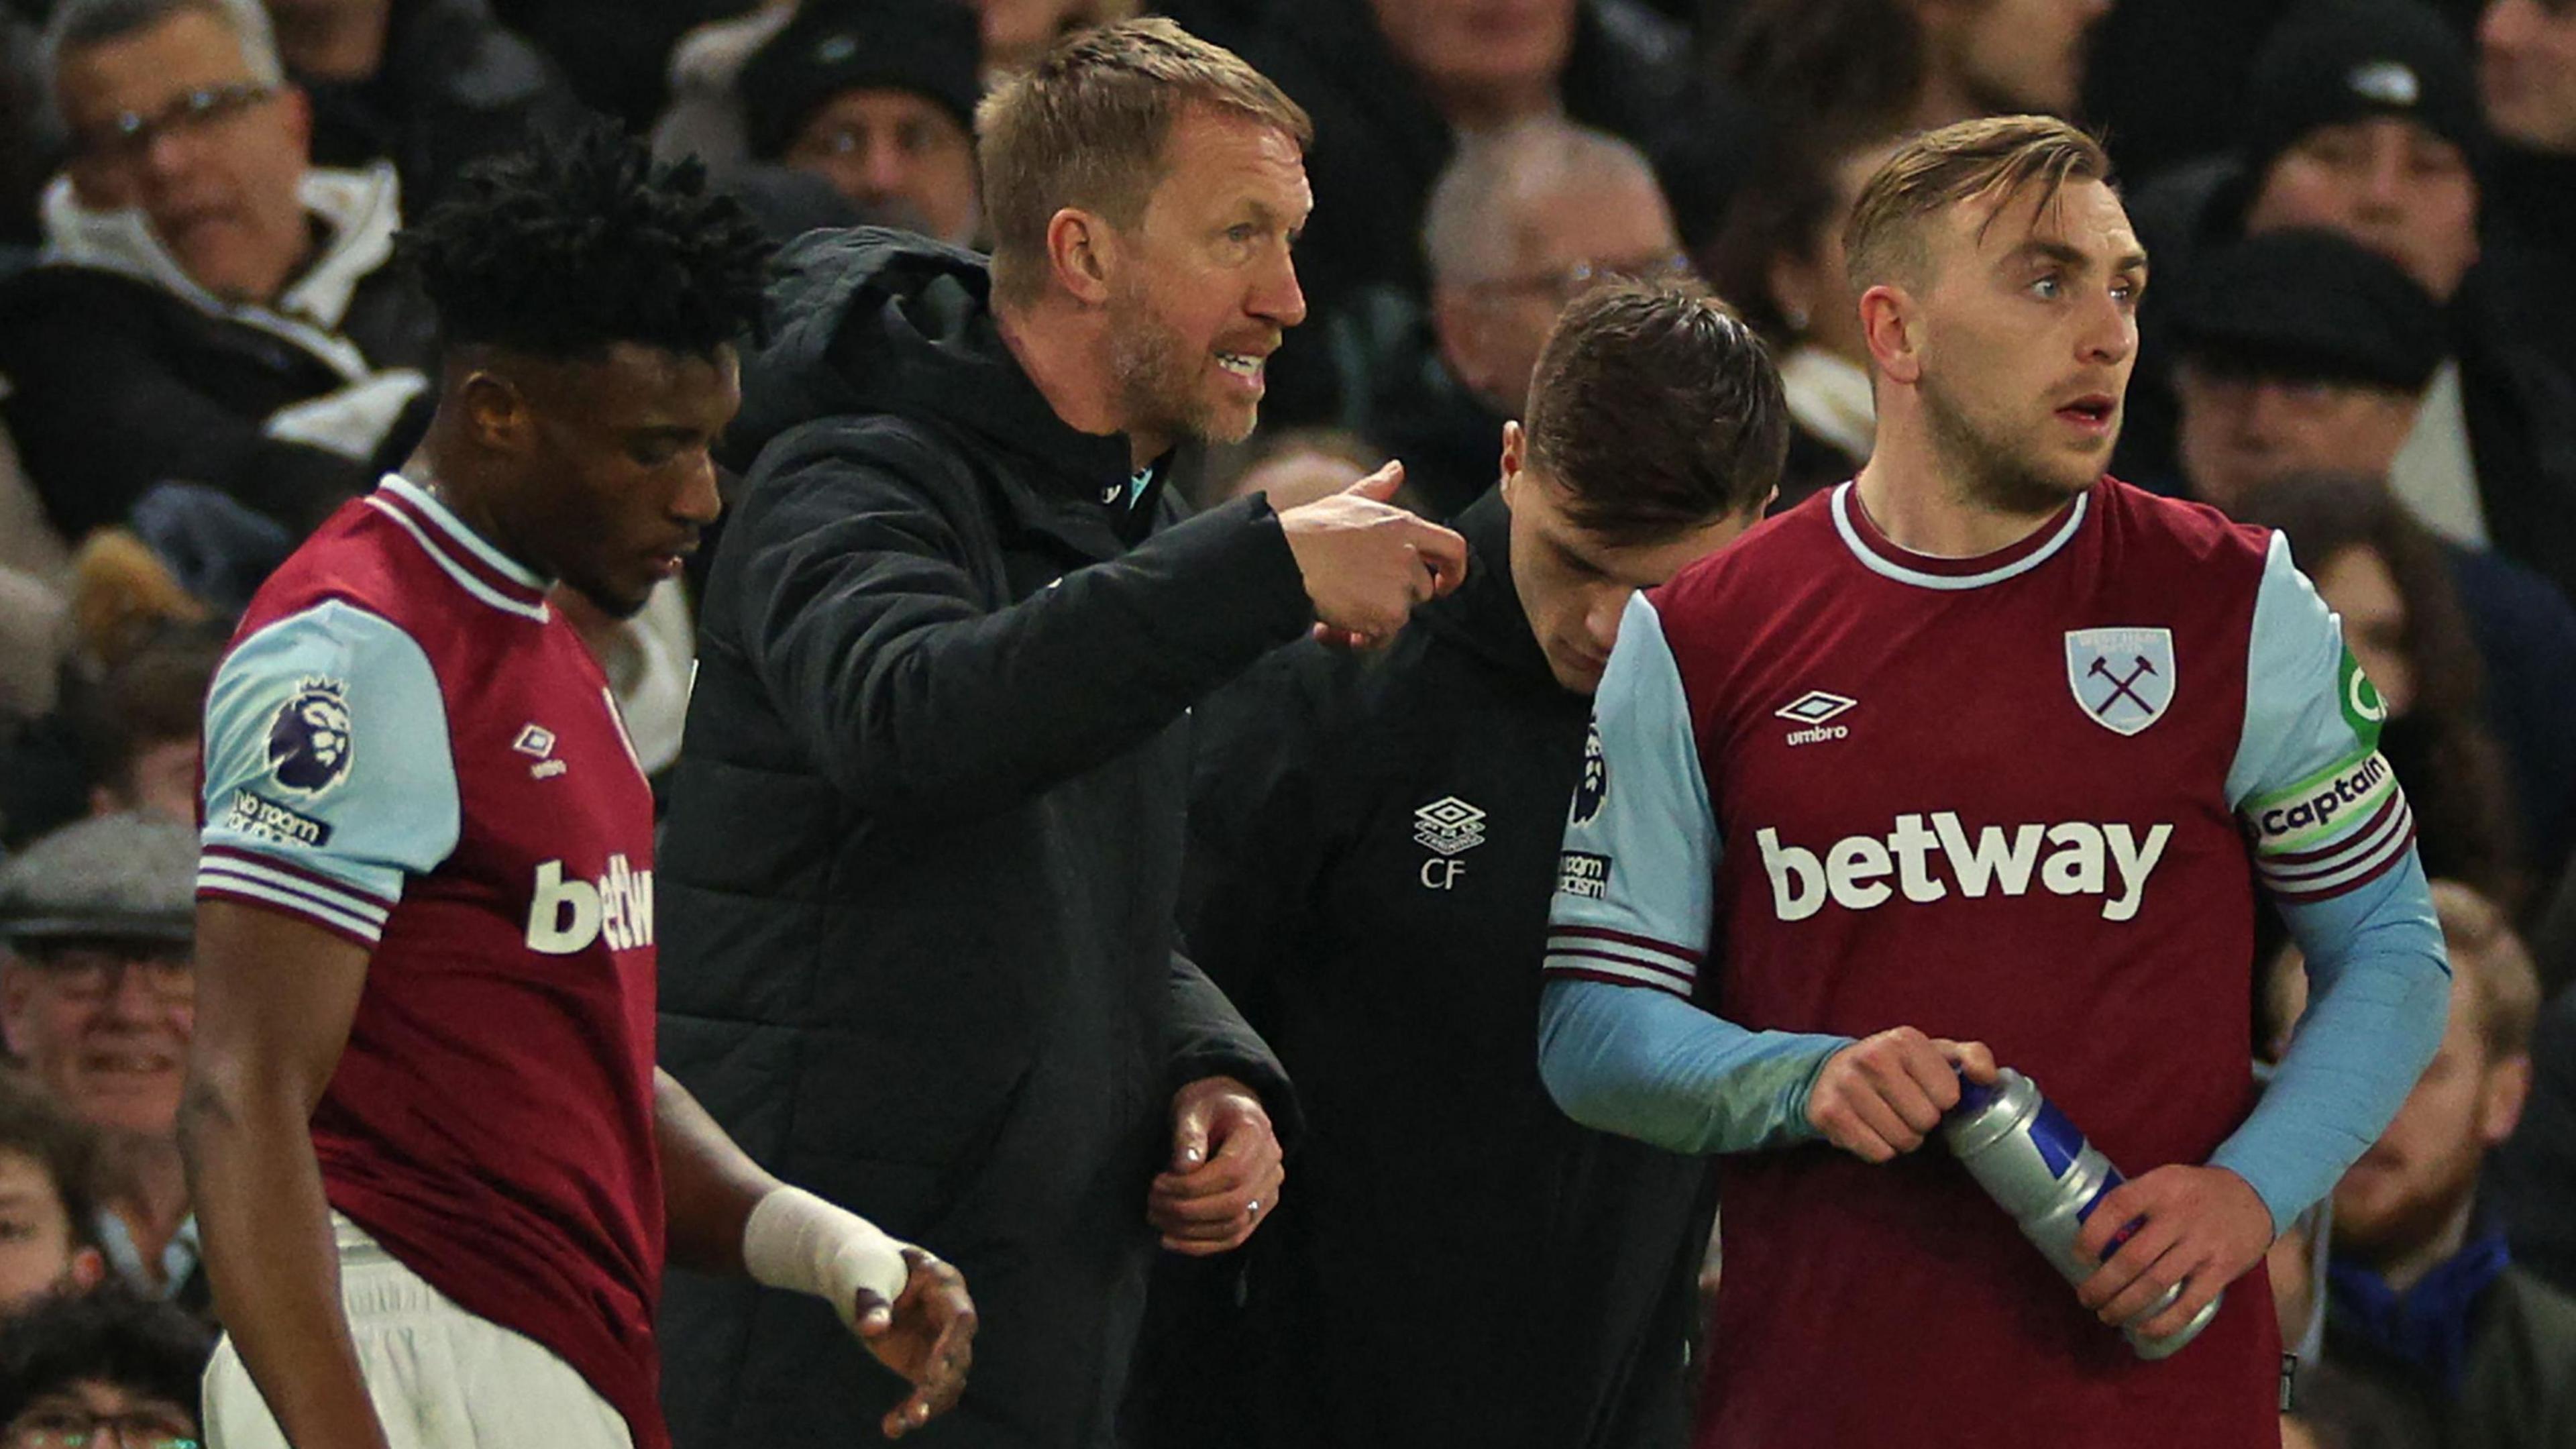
left=182, top=121, right=975, bottom=1449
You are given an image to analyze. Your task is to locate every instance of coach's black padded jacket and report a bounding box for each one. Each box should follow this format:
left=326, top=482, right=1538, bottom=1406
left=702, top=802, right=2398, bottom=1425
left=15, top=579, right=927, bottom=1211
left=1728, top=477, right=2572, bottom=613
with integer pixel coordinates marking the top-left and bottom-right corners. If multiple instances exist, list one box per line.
left=655, top=228, right=1308, bottom=1449
left=1130, top=492, right=1717, bottom=1449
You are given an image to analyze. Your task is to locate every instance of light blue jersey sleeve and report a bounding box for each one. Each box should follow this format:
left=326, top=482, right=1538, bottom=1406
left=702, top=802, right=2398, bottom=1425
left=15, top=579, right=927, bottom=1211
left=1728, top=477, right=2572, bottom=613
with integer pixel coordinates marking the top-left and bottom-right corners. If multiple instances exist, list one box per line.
left=2208, top=532, right=2451, bottom=1232
left=197, top=600, right=462, bottom=947
left=1536, top=593, right=1852, bottom=1155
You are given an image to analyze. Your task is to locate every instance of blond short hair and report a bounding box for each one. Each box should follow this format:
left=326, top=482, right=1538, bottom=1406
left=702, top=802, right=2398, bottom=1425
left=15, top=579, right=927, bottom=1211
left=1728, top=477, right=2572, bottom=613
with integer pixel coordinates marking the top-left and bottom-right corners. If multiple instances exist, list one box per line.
left=975, top=17, right=1311, bottom=305
left=2432, top=879, right=2542, bottom=1061
left=1842, top=114, right=2112, bottom=294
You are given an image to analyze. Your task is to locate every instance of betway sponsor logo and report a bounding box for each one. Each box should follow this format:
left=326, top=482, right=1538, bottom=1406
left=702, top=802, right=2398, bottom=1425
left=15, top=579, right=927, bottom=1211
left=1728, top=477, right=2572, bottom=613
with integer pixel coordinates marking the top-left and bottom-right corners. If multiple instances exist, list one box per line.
left=2249, top=751, right=2394, bottom=847
left=1756, top=813, right=2173, bottom=923
left=525, top=854, right=655, bottom=955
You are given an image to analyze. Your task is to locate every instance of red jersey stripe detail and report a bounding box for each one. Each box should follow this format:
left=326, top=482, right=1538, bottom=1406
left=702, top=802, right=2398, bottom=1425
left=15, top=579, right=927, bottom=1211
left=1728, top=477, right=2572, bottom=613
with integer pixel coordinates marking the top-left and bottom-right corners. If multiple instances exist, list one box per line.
left=1548, top=924, right=1707, bottom=964
left=370, top=488, right=547, bottom=607
left=1540, top=965, right=1694, bottom=998
left=1837, top=479, right=2092, bottom=579
left=1544, top=946, right=1697, bottom=986
left=2265, top=822, right=2417, bottom=902
left=197, top=882, right=383, bottom=948
left=2257, top=798, right=2413, bottom=883
left=202, top=843, right=398, bottom=910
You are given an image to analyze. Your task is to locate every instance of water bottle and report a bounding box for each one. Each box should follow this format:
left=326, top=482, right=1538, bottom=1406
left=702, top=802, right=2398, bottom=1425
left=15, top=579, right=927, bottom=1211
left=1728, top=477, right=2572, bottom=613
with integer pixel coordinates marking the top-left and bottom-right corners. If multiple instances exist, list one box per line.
left=1941, top=1067, right=2220, bottom=1360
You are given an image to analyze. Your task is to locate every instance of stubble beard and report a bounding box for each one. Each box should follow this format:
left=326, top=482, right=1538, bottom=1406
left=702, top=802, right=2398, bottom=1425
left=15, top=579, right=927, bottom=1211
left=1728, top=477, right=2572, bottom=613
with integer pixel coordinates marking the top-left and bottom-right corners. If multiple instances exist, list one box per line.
left=2334, top=1146, right=2482, bottom=1271
left=1921, top=368, right=2102, bottom=518
left=1108, top=286, right=1252, bottom=449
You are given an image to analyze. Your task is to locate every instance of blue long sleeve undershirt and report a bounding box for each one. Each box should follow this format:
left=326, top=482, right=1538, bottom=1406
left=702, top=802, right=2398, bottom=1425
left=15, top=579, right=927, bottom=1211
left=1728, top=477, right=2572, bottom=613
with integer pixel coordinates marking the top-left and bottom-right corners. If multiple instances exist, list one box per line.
left=1536, top=849, right=2449, bottom=1234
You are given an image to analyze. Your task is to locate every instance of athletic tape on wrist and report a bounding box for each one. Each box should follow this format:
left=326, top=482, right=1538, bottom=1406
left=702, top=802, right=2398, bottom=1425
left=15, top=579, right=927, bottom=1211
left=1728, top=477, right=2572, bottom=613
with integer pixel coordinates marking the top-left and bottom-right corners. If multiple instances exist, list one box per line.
left=743, top=1185, right=910, bottom=1324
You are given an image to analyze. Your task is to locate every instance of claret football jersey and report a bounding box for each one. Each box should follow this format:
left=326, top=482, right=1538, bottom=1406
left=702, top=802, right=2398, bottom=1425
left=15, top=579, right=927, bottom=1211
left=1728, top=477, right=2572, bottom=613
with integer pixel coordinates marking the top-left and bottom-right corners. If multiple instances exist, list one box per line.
left=1548, top=479, right=2408, bottom=1447
left=197, top=476, right=669, bottom=1449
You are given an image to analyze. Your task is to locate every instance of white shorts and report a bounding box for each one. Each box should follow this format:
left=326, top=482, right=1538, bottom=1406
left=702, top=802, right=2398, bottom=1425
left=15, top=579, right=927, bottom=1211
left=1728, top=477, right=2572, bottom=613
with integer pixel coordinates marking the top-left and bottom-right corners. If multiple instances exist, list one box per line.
left=203, top=1214, right=634, bottom=1449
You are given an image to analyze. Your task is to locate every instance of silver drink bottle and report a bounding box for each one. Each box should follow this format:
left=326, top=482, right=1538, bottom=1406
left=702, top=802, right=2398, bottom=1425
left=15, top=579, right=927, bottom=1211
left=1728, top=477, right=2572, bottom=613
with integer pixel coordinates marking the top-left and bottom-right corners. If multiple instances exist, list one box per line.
left=1941, top=1067, right=2221, bottom=1360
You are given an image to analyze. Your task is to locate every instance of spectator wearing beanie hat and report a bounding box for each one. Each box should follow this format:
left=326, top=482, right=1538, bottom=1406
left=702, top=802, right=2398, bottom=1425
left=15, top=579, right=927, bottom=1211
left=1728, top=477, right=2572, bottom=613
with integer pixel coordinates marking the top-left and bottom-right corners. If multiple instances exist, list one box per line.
left=2236, top=0, right=2488, bottom=304
left=2123, top=0, right=2576, bottom=608
left=2168, top=228, right=2450, bottom=516
left=2167, top=227, right=2576, bottom=892
left=740, top=0, right=984, bottom=246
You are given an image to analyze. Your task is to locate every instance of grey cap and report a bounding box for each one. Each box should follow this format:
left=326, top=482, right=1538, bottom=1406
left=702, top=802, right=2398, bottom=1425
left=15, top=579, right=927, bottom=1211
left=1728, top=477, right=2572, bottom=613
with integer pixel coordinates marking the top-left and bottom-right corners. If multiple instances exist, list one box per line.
left=0, top=813, right=197, bottom=947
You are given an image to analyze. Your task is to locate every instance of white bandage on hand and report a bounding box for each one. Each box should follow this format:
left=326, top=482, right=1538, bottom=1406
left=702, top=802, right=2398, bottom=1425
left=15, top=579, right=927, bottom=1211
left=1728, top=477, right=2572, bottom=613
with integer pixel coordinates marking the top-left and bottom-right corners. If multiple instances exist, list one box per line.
left=742, top=1185, right=912, bottom=1328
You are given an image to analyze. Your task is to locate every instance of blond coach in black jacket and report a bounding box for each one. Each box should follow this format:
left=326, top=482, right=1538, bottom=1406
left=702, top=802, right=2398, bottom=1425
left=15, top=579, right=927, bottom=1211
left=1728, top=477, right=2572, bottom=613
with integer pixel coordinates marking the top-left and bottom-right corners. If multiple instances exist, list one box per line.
left=654, top=28, right=1464, bottom=1444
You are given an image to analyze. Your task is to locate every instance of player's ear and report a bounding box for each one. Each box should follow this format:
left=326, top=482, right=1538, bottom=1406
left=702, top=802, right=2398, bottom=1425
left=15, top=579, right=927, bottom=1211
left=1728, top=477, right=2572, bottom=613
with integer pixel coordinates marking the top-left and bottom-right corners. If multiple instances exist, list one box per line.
left=1858, top=283, right=1921, bottom=386
left=457, top=370, right=531, bottom=454
left=1499, top=420, right=1525, bottom=500
left=1049, top=208, right=1114, bottom=306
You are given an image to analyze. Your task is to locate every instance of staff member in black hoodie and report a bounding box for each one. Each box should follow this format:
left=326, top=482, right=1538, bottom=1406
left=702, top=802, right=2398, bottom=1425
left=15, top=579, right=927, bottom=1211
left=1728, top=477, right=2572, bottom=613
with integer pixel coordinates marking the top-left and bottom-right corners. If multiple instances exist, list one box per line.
left=1138, top=280, right=1786, bottom=1449
left=655, top=18, right=1468, bottom=1449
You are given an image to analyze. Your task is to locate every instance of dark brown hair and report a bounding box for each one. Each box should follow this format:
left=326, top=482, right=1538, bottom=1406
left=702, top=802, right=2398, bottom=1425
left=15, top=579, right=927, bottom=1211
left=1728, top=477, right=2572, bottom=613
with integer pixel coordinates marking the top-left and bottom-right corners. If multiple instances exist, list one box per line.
left=0, top=1069, right=99, bottom=1254
left=2236, top=472, right=2524, bottom=906
left=1843, top=115, right=2112, bottom=294
left=70, top=621, right=225, bottom=801
left=1523, top=280, right=1788, bottom=545
left=1701, top=119, right=1903, bottom=343
left=975, top=17, right=1310, bottom=305
left=1712, top=0, right=1921, bottom=140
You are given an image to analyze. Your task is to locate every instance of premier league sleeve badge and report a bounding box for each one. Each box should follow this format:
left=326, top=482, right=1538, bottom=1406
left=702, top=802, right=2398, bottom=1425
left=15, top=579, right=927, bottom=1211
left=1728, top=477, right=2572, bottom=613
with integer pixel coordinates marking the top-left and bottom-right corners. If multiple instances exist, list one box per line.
left=266, top=676, right=356, bottom=794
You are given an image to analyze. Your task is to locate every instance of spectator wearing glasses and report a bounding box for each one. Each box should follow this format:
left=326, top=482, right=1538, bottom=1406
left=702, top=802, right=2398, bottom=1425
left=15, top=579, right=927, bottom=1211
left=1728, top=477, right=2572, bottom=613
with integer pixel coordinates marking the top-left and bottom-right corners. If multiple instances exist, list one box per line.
left=0, top=0, right=438, bottom=557
left=0, top=1288, right=212, bottom=1449
left=0, top=816, right=201, bottom=1311
left=1365, top=117, right=1686, bottom=521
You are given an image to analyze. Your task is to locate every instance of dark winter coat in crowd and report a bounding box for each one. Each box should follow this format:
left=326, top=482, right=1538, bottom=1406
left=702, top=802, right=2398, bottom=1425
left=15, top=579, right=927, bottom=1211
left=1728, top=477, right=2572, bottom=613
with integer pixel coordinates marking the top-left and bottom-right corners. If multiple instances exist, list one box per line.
left=2321, top=1248, right=2576, bottom=1449
left=1237, top=0, right=1752, bottom=428
left=2120, top=160, right=2576, bottom=605
left=295, top=0, right=585, bottom=215
left=1133, top=493, right=1715, bottom=1449
left=2446, top=544, right=2576, bottom=883
left=1358, top=342, right=1507, bottom=523
left=2498, top=992, right=2576, bottom=1291
left=2077, top=0, right=2298, bottom=188
left=654, top=229, right=1308, bottom=1449
left=2475, top=146, right=2576, bottom=387
left=490, top=0, right=737, bottom=131
left=0, top=164, right=437, bottom=543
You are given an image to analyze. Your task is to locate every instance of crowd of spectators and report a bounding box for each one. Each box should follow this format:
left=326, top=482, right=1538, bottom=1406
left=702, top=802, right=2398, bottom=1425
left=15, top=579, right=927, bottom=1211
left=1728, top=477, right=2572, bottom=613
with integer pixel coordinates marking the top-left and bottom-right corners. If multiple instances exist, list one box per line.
left=0, top=0, right=2564, bottom=1443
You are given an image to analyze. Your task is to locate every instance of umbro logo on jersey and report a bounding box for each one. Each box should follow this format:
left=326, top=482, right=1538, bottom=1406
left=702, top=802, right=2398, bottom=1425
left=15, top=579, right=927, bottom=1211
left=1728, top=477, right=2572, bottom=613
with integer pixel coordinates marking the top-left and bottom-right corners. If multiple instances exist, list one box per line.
left=513, top=723, right=566, bottom=780
left=525, top=855, right=654, bottom=954
left=1757, top=812, right=2174, bottom=923
left=1776, top=690, right=1856, bottom=746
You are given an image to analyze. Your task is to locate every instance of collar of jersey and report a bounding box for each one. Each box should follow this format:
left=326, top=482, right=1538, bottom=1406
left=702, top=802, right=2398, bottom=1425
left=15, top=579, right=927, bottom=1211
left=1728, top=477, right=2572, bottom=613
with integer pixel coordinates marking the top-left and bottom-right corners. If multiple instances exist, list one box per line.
left=1829, top=479, right=2091, bottom=591
left=368, top=474, right=553, bottom=619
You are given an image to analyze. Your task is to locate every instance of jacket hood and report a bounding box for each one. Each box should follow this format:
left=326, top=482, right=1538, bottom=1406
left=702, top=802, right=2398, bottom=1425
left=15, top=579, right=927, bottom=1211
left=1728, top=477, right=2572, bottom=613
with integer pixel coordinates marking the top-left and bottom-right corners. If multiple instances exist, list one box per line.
left=1415, top=488, right=1560, bottom=690
left=36, top=162, right=402, bottom=382
left=725, top=226, right=1133, bottom=494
